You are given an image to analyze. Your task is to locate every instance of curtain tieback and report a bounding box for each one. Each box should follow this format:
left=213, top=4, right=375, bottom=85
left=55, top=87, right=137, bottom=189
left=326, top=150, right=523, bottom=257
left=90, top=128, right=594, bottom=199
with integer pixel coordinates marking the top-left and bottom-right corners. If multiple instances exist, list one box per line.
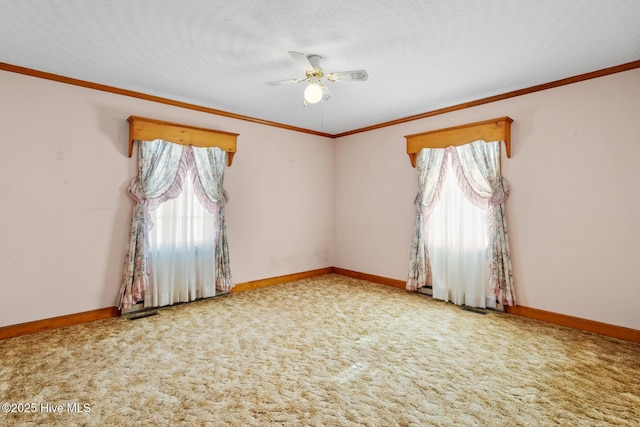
left=127, top=178, right=148, bottom=203
left=128, top=192, right=146, bottom=203
left=489, top=177, right=510, bottom=205
left=415, top=194, right=431, bottom=214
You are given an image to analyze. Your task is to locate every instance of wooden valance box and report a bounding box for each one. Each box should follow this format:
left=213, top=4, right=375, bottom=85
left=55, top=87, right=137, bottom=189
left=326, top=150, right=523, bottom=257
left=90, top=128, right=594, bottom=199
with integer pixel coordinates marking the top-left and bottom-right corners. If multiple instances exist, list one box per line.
left=405, top=117, right=512, bottom=167
left=127, top=115, right=238, bottom=166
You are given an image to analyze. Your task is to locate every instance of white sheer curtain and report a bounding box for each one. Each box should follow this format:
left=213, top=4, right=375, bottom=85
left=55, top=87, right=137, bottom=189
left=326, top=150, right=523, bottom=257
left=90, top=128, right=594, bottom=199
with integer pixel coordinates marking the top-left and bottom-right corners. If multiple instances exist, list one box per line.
left=428, top=155, right=495, bottom=308
left=146, top=170, right=218, bottom=307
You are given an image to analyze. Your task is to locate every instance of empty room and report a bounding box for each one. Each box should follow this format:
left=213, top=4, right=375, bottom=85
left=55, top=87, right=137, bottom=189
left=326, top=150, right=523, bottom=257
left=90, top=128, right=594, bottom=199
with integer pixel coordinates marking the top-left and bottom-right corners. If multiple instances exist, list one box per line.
left=1, top=1, right=639, bottom=425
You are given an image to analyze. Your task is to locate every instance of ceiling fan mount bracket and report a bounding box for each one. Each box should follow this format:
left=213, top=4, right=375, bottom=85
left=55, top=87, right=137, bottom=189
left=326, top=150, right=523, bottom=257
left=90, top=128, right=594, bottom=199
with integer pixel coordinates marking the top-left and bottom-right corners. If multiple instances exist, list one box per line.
left=307, top=54, right=323, bottom=70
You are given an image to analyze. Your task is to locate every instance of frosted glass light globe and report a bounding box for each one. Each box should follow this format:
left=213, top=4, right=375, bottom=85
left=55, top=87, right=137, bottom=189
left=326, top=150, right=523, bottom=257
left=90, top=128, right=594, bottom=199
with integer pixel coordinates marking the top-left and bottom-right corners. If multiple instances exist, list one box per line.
left=304, top=83, right=323, bottom=104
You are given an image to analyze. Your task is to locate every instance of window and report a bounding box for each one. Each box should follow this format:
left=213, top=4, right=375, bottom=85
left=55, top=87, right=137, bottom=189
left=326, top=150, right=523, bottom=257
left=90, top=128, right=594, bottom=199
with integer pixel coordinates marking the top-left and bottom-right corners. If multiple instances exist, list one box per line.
left=119, top=116, right=237, bottom=310
left=405, top=117, right=516, bottom=307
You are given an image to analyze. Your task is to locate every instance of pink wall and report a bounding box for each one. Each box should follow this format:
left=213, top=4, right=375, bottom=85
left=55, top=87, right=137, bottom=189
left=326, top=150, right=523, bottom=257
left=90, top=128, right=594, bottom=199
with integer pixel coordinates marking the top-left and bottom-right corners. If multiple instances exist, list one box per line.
left=2, top=67, right=639, bottom=331
left=0, top=70, right=334, bottom=327
left=335, top=68, right=640, bottom=330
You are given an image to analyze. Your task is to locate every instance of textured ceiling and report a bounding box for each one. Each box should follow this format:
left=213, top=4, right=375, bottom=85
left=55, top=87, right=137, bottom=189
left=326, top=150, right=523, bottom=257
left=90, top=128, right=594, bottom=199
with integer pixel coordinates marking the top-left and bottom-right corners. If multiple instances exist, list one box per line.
left=1, top=0, right=639, bottom=135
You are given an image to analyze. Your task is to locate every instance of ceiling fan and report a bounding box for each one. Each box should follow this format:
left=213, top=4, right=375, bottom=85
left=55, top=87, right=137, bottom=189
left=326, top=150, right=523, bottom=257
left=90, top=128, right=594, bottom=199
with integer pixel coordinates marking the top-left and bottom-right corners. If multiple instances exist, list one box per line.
left=265, top=51, right=368, bottom=105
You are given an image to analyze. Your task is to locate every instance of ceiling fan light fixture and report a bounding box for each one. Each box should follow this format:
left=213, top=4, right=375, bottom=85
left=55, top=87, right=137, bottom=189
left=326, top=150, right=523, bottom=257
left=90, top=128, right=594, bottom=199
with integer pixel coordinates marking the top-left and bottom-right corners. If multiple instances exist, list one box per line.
left=304, top=82, right=323, bottom=104
left=265, top=51, right=367, bottom=105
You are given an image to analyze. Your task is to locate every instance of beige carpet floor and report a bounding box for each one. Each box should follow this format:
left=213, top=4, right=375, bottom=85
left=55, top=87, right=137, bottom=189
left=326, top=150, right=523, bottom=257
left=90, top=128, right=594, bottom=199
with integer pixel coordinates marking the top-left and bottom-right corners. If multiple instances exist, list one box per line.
left=1, top=274, right=639, bottom=426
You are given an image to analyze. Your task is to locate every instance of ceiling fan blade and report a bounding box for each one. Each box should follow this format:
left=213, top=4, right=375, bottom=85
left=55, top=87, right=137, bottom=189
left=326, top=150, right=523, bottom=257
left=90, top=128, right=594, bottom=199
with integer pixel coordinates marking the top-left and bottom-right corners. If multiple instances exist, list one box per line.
left=320, top=84, right=332, bottom=101
left=325, top=69, right=368, bottom=82
left=265, top=77, right=306, bottom=86
left=288, top=51, right=315, bottom=72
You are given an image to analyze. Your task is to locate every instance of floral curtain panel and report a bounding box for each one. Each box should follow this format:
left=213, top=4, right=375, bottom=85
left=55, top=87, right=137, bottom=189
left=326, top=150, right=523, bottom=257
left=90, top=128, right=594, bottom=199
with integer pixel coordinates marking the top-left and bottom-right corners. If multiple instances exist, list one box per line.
left=119, top=139, right=233, bottom=309
left=406, top=140, right=516, bottom=306
left=192, top=146, right=233, bottom=291
left=452, top=141, right=515, bottom=306
left=406, top=148, right=447, bottom=291
left=119, top=140, right=185, bottom=309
